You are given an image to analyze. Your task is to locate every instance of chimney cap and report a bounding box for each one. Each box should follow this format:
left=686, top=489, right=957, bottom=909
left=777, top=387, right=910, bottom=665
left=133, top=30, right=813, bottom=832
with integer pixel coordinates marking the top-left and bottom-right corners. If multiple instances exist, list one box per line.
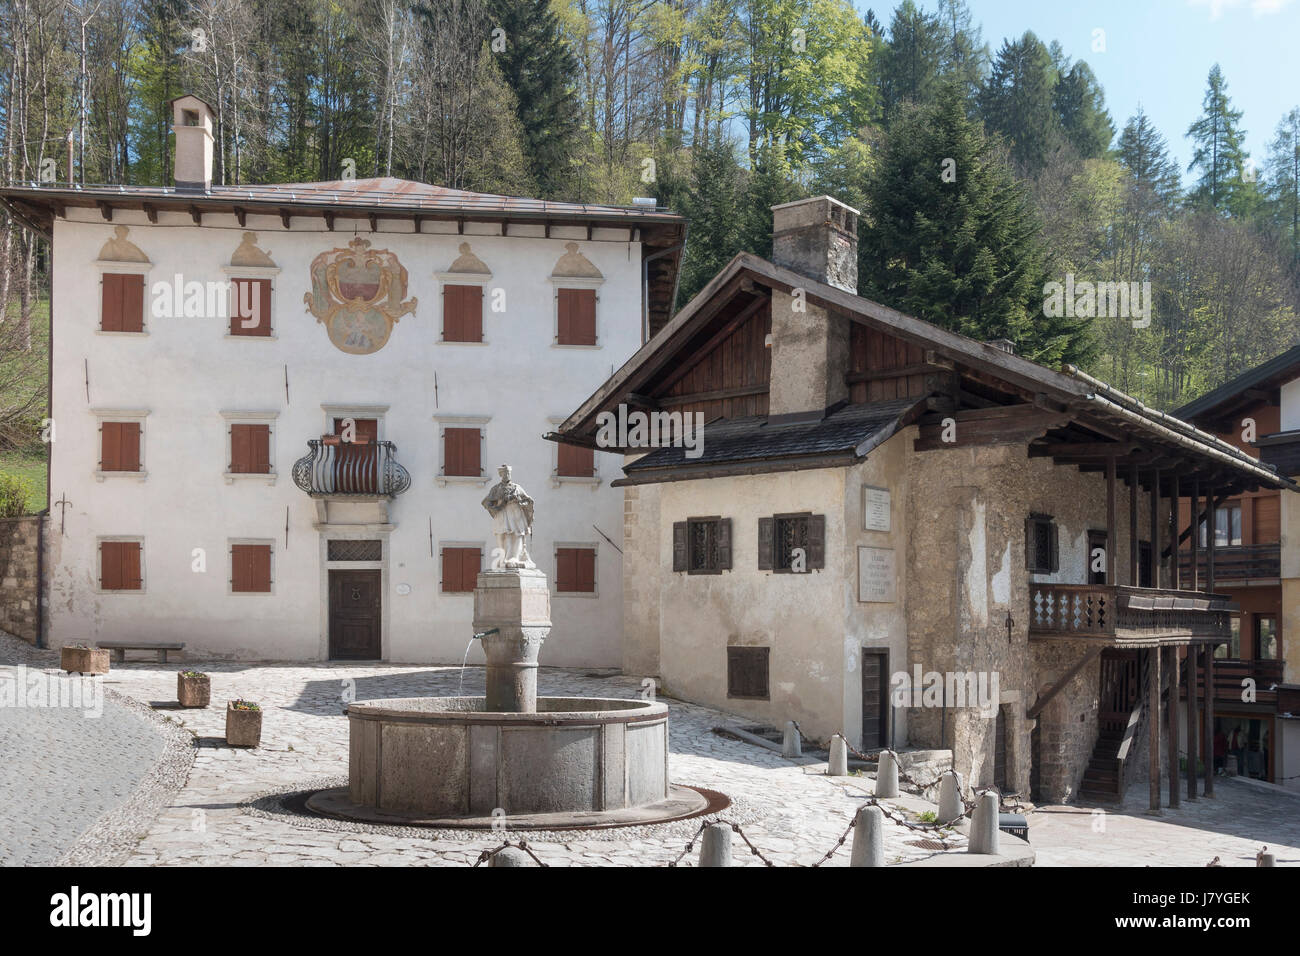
left=770, top=194, right=861, bottom=218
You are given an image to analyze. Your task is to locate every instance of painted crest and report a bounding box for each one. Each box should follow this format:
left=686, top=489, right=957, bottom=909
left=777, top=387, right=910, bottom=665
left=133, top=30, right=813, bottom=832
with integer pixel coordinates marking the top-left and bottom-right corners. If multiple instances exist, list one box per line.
left=303, top=237, right=417, bottom=354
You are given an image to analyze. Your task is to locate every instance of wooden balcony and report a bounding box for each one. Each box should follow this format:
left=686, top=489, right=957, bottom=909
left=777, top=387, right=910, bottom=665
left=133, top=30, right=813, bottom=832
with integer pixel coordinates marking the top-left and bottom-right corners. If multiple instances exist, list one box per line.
left=1176, top=543, right=1280, bottom=582
left=291, top=439, right=411, bottom=497
left=1180, top=657, right=1284, bottom=708
left=1028, top=583, right=1232, bottom=645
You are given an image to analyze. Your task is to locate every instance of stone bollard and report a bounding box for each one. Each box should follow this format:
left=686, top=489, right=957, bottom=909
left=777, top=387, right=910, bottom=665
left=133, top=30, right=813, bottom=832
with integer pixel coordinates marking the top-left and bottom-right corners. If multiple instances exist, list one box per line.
left=489, top=847, right=535, bottom=867
left=875, top=750, right=899, bottom=798
left=938, top=770, right=963, bottom=824
left=1258, top=852, right=1276, bottom=867
left=849, top=805, right=885, bottom=867
left=828, top=734, right=849, bottom=776
left=782, top=721, right=802, bottom=758
left=968, top=791, right=1000, bottom=855
left=699, top=822, right=733, bottom=867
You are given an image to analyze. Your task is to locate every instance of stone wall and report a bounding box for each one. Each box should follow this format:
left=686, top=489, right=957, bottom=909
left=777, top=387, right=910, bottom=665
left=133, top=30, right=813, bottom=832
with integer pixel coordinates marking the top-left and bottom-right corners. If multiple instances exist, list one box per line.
left=621, top=475, right=661, bottom=677
left=0, top=515, right=43, bottom=644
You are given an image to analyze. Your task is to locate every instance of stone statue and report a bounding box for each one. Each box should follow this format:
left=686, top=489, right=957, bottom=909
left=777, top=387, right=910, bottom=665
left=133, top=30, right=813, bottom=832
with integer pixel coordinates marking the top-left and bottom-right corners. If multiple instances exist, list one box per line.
left=481, top=464, right=535, bottom=569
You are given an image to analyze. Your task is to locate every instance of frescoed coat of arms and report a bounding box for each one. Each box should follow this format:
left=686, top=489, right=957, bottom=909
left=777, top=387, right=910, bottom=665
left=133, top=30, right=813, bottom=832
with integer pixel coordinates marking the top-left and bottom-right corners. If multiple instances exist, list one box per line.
left=303, top=237, right=418, bottom=354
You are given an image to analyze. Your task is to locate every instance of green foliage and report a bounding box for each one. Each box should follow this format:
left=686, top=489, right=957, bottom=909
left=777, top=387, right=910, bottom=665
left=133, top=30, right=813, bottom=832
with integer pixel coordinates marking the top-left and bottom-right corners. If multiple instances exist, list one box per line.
left=0, top=473, right=34, bottom=518
left=979, top=32, right=1063, bottom=176
left=1186, top=65, right=1251, bottom=214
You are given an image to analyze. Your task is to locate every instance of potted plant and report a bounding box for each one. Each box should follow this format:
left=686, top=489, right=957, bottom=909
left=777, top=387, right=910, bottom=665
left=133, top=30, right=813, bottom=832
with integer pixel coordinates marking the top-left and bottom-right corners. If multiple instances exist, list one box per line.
left=225, top=699, right=263, bottom=747
left=177, top=670, right=211, bottom=708
left=61, top=642, right=109, bottom=675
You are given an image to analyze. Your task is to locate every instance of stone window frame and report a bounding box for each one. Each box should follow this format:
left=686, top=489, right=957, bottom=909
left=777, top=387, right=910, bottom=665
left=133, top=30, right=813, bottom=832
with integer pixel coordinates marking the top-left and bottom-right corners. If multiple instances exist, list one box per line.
left=546, top=415, right=601, bottom=487
left=552, top=540, right=599, bottom=598
left=548, top=275, right=604, bottom=350
left=433, top=413, right=491, bottom=487
left=321, top=404, right=389, bottom=442
left=91, top=408, right=149, bottom=482
left=220, top=409, right=278, bottom=485
left=95, top=535, right=146, bottom=594
left=227, top=537, right=276, bottom=596
left=220, top=265, right=281, bottom=340
left=94, top=259, right=152, bottom=337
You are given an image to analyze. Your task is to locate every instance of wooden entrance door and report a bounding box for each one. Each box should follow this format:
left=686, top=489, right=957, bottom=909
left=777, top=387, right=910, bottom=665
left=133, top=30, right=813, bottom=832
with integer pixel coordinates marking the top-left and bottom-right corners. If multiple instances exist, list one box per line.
left=861, top=649, right=888, bottom=750
left=329, top=569, right=381, bottom=659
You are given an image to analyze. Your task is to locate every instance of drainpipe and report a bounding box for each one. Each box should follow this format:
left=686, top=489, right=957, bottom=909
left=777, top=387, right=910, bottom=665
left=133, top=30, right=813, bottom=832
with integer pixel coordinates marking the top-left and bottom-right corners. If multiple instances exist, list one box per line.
left=641, top=241, right=685, bottom=344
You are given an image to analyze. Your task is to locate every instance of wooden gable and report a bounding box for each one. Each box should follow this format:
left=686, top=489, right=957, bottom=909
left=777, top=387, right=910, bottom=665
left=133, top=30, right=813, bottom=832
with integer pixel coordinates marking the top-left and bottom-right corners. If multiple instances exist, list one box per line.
left=656, top=297, right=771, bottom=420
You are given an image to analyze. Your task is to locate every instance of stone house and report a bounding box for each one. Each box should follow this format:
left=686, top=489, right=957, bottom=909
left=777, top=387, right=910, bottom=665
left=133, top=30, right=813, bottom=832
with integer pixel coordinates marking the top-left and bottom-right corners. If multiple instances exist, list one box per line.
left=551, top=195, right=1297, bottom=804
left=0, top=94, right=685, bottom=665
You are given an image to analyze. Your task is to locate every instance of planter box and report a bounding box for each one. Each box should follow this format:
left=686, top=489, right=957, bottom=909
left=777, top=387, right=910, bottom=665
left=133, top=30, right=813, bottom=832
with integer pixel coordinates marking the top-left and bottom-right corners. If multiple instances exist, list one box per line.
left=225, top=702, right=263, bottom=747
left=177, top=673, right=211, bottom=708
left=61, top=646, right=109, bottom=675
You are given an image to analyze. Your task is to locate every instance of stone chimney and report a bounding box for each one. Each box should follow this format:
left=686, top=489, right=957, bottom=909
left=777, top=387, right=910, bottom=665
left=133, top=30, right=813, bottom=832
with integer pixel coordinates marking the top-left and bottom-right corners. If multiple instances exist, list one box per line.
left=767, top=196, right=860, bottom=419
left=170, top=94, right=214, bottom=192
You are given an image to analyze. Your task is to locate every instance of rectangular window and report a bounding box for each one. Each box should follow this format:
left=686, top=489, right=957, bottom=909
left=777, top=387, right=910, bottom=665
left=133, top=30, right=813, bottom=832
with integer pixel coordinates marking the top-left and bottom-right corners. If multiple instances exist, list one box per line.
left=441, top=547, right=482, bottom=593
left=443, top=284, right=483, bottom=343
left=231, top=544, right=272, bottom=593
left=727, top=646, right=770, bottom=700
left=557, top=443, right=594, bottom=478
left=556, top=288, right=596, bottom=346
left=328, top=539, right=382, bottom=562
left=555, top=547, right=596, bottom=592
left=99, top=421, right=141, bottom=472
left=229, top=278, right=272, bottom=336
left=1200, top=502, right=1243, bottom=547
left=672, top=517, right=732, bottom=574
left=230, top=423, right=271, bottom=474
left=100, top=540, right=142, bottom=590
left=1257, top=617, right=1279, bottom=660
left=1217, top=616, right=1242, bottom=659
left=101, top=274, right=145, bottom=332
left=444, top=426, right=481, bottom=477
left=1026, top=514, right=1059, bottom=574
left=757, top=513, right=825, bottom=573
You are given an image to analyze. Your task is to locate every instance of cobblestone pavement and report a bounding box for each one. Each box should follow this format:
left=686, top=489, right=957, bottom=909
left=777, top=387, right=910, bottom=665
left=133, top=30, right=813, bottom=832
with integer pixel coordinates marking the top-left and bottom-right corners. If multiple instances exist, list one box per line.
left=0, top=641, right=166, bottom=865
left=1028, top=780, right=1300, bottom=867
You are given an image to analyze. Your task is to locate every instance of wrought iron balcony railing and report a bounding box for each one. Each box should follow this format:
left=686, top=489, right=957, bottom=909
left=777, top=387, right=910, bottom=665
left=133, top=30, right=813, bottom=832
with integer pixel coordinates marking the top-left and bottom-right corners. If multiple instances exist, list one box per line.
left=291, top=439, right=411, bottom=497
left=1028, top=583, right=1232, bottom=644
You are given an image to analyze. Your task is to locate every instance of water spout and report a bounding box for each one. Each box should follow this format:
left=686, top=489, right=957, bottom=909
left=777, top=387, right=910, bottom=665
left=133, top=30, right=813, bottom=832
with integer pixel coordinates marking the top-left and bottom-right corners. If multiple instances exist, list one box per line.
left=459, top=628, right=499, bottom=696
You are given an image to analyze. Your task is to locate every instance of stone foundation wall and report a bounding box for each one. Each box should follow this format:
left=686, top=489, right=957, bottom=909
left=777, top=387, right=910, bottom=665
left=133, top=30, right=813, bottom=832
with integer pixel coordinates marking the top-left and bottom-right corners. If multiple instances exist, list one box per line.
left=0, top=515, right=43, bottom=644
left=1030, top=639, right=1101, bottom=802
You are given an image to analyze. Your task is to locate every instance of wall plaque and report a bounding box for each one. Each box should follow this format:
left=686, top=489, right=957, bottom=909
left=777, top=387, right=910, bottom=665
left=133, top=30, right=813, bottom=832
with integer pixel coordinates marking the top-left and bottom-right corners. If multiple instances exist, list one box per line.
left=863, top=485, right=891, bottom=532
left=858, top=546, right=896, bottom=603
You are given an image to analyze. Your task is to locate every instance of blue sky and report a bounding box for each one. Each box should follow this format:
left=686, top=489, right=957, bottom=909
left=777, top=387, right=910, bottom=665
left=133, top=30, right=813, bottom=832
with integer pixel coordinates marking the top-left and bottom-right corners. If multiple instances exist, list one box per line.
left=863, top=0, right=1300, bottom=181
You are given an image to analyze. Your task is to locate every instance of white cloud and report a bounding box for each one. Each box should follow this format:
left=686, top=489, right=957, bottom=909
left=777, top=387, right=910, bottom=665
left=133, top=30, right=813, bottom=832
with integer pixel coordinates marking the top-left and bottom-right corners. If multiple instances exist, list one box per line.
left=1188, top=0, right=1294, bottom=17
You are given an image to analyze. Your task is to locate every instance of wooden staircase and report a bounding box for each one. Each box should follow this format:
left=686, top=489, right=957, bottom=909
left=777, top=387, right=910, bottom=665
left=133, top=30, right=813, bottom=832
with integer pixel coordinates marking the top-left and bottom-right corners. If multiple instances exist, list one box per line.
left=1078, top=649, right=1146, bottom=802
left=1079, top=727, right=1126, bottom=799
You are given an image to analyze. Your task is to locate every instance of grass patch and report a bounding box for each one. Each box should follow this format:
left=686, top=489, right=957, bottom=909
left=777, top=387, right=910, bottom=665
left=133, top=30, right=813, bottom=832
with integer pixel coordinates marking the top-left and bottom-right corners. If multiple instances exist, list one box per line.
left=0, top=451, right=47, bottom=513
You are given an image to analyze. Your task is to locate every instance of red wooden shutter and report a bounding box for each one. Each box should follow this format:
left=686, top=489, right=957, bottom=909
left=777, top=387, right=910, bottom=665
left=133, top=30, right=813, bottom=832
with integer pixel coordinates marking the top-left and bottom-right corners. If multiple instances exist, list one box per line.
left=557, top=443, right=594, bottom=477
left=557, top=289, right=596, bottom=345
left=556, top=548, right=595, bottom=592
left=672, top=522, right=688, bottom=571
left=577, top=548, right=595, bottom=591
left=230, top=424, right=270, bottom=474
left=232, top=544, right=271, bottom=592
left=441, top=547, right=481, bottom=592
left=444, top=427, right=480, bottom=476
left=230, top=279, right=272, bottom=336
left=100, top=422, right=120, bottom=470
left=122, top=542, right=142, bottom=590
left=444, top=285, right=483, bottom=342
left=119, top=275, right=144, bottom=332
left=101, top=275, right=124, bottom=331
left=252, top=545, right=271, bottom=591
left=100, top=541, right=121, bottom=589
left=556, top=548, right=576, bottom=591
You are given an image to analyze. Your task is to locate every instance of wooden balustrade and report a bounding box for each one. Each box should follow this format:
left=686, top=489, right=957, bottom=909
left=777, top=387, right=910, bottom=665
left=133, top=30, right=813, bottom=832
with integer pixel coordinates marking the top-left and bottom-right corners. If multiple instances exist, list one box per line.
left=1029, top=582, right=1232, bottom=643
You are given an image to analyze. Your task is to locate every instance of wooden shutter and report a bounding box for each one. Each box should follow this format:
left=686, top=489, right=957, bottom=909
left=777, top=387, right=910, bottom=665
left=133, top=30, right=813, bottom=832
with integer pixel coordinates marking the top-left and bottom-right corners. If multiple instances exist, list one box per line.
left=727, top=646, right=770, bottom=699
left=672, top=522, right=688, bottom=571
left=807, top=515, right=825, bottom=569
left=444, top=427, right=480, bottom=476
left=102, top=541, right=141, bottom=590
left=441, top=547, right=481, bottom=592
left=557, top=289, right=596, bottom=345
left=232, top=544, right=271, bottom=592
left=230, top=424, right=270, bottom=474
left=122, top=542, right=142, bottom=589
left=1255, top=495, right=1280, bottom=543
left=717, top=518, right=732, bottom=570
left=102, top=274, right=143, bottom=332
left=1049, top=521, right=1060, bottom=573
left=757, top=517, right=774, bottom=570
left=557, top=443, right=593, bottom=477
left=556, top=547, right=575, bottom=591
left=444, top=284, right=483, bottom=342
left=230, top=278, right=272, bottom=336
left=576, top=548, right=595, bottom=591
left=101, top=275, right=123, bottom=331
left=100, top=422, right=140, bottom=471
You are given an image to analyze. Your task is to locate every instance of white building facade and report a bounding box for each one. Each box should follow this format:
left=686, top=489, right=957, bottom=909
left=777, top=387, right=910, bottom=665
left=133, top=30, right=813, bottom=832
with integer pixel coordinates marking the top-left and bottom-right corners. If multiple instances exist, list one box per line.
left=5, top=95, right=683, bottom=665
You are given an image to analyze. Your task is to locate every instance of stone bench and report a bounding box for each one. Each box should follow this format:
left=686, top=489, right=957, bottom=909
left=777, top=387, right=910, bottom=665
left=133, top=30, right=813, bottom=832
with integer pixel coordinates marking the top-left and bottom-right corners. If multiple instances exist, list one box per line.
left=95, top=641, right=185, bottom=663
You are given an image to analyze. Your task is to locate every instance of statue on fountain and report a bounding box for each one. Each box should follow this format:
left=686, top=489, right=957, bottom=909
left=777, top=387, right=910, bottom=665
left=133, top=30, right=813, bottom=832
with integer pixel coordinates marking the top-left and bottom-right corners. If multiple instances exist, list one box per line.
left=481, top=464, right=535, bottom=569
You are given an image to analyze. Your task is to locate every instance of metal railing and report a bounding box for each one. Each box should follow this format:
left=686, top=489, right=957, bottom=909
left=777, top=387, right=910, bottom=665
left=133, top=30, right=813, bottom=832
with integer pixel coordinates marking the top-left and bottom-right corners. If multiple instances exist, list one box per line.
left=291, top=439, right=411, bottom=497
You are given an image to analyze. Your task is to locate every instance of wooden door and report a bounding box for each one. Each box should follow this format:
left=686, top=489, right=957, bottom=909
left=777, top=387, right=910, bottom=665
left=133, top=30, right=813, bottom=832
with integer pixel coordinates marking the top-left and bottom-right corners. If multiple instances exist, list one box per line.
left=861, top=649, right=888, bottom=750
left=329, top=570, right=381, bottom=659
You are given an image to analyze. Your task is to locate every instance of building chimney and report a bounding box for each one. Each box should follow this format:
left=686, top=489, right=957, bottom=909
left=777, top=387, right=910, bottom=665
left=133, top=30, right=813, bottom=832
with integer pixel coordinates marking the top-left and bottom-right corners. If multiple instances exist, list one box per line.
left=767, top=196, right=860, bottom=419
left=170, top=94, right=215, bottom=192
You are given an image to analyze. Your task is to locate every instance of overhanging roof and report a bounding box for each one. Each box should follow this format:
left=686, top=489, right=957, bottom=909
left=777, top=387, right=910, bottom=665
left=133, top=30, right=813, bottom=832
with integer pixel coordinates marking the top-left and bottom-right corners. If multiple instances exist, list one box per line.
left=1174, top=343, right=1300, bottom=424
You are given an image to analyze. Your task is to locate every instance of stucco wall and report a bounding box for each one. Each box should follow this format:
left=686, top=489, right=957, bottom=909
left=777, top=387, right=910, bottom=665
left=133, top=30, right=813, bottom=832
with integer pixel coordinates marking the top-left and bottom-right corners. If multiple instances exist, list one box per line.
left=48, top=209, right=641, bottom=664
left=622, top=475, right=661, bottom=676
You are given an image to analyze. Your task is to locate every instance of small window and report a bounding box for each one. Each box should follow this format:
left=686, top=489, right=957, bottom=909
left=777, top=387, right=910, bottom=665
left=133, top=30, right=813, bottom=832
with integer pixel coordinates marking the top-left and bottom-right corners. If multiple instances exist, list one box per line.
left=1026, top=513, right=1059, bottom=574
left=441, top=547, right=482, bottom=593
left=557, top=443, right=594, bottom=478
left=328, top=539, right=382, bottom=562
left=757, top=513, right=825, bottom=573
left=101, top=273, right=145, bottom=332
left=672, top=517, right=732, bottom=574
left=556, top=288, right=596, bottom=346
left=231, top=544, right=272, bottom=593
left=99, top=421, right=141, bottom=472
left=443, top=426, right=481, bottom=477
left=1216, top=616, right=1242, bottom=659
left=100, top=540, right=142, bottom=591
left=230, top=423, right=271, bottom=474
left=727, top=646, right=769, bottom=700
left=229, top=278, right=272, bottom=336
left=442, top=284, right=483, bottom=343
left=555, top=547, right=596, bottom=592
left=1257, top=617, right=1279, bottom=660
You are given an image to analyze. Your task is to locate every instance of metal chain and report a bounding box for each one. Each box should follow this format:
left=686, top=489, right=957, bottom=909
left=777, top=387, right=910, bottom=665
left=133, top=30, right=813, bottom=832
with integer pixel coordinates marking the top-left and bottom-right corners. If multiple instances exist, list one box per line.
left=472, top=839, right=550, bottom=867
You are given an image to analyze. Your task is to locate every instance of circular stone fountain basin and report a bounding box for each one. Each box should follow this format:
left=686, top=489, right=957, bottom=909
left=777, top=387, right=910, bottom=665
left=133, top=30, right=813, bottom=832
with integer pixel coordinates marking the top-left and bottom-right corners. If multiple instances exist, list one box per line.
left=306, top=696, right=713, bottom=829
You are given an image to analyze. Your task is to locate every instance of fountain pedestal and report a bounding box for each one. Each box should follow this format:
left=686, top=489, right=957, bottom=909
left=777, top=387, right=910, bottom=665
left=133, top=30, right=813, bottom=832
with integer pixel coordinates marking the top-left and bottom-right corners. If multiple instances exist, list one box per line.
left=472, top=568, right=550, bottom=713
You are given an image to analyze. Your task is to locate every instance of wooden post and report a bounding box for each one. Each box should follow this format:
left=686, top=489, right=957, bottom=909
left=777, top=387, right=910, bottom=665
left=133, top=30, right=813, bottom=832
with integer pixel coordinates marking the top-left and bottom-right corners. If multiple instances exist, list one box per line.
left=1186, top=644, right=1198, bottom=800
left=1166, top=645, right=1180, bottom=807
left=1169, top=475, right=1180, bottom=589
left=1106, top=457, right=1117, bottom=586
left=1190, top=480, right=1200, bottom=592
left=1150, top=468, right=1161, bottom=589
left=1204, top=648, right=1215, bottom=797
left=1206, top=483, right=1216, bottom=596
left=1148, top=646, right=1162, bottom=812
left=1129, top=465, right=1139, bottom=586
